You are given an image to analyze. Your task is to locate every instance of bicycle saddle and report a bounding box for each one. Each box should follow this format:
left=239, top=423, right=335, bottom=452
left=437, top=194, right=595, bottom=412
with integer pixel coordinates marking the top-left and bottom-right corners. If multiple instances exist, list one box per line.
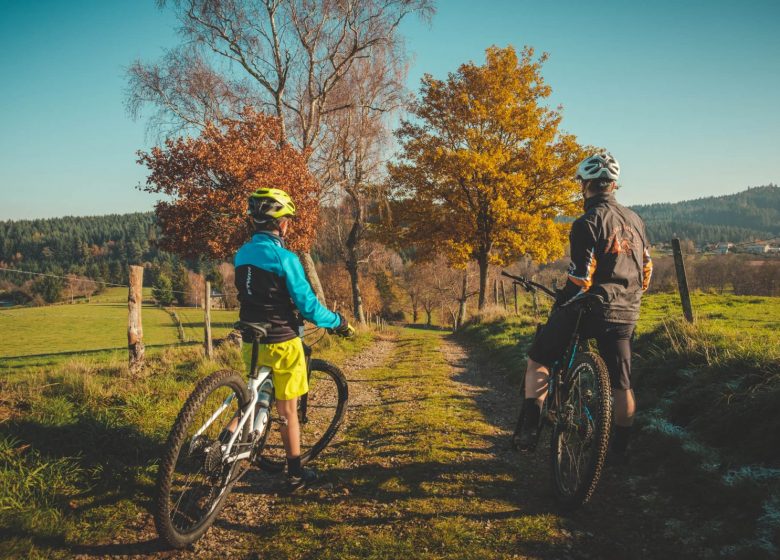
left=234, top=321, right=272, bottom=342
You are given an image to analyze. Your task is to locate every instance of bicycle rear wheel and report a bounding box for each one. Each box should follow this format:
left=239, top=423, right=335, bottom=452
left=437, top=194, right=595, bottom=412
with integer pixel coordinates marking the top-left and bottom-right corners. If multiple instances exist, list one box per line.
left=550, top=352, right=612, bottom=509
left=155, top=369, right=252, bottom=548
left=258, top=359, right=348, bottom=473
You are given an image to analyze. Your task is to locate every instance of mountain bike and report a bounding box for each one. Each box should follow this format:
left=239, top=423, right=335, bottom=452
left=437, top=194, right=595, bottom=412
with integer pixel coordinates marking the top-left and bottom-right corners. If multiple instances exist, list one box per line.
left=501, top=271, right=612, bottom=509
left=154, top=321, right=348, bottom=548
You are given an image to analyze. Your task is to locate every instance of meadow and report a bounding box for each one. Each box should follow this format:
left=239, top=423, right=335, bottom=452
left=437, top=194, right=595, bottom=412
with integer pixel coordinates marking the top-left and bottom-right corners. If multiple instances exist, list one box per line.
left=0, top=288, right=239, bottom=369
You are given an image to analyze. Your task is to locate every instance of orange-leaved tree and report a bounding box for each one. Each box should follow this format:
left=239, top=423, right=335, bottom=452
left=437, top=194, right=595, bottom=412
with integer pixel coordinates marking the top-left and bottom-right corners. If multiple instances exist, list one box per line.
left=388, top=46, right=589, bottom=309
left=138, top=109, right=319, bottom=260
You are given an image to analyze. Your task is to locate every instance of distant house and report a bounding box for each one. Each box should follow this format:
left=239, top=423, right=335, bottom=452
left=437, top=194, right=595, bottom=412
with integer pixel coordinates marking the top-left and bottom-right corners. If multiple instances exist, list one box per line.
left=745, top=244, right=770, bottom=254
left=715, top=242, right=733, bottom=254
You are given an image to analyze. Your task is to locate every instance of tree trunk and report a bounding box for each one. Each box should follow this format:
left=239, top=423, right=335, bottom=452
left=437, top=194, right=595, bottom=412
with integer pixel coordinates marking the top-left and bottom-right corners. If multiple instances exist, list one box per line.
left=300, top=251, right=326, bottom=305
left=456, top=270, right=468, bottom=327
left=426, top=309, right=432, bottom=326
left=412, top=302, right=419, bottom=324
left=346, top=258, right=366, bottom=324
left=477, top=254, right=489, bottom=310
left=345, top=205, right=366, bottom=324
left=127, top=265, right=145, bottom=372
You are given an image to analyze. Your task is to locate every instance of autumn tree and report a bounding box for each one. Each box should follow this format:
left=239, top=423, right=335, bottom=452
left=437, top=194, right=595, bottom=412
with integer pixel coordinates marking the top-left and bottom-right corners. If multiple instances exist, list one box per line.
left=388, top=46, right=588, bottom=309
left=128, top=0, right=432, bottom=302
left=138, top=109, right=319, bottom=260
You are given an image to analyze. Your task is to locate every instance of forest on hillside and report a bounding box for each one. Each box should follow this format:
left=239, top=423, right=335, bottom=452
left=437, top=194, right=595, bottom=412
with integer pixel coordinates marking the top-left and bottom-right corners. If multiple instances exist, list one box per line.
left=632, top=184, right=780, bottom=244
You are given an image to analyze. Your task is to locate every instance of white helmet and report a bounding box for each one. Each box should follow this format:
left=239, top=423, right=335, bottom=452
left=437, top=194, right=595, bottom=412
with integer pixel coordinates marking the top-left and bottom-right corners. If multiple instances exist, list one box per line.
left=576, top=152, right=620, bottom=182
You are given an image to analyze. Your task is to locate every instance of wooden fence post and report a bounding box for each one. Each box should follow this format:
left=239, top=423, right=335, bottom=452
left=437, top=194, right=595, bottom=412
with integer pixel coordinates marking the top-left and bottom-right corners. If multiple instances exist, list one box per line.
left=492, top=279, right=498, bottom=305
left=671, top=238, right=695, bottom=323
left=127, top=265, right=145, bottom=371
left=500, top=280, right=507, bottom=310
left=513, top=283, right=518, bottom=315
left=204, top=281, right=213, bottom=357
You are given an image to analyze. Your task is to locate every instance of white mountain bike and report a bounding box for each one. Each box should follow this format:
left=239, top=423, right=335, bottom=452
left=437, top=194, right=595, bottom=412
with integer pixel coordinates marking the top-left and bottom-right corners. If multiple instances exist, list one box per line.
left=154, top=320, right=348, bottom=548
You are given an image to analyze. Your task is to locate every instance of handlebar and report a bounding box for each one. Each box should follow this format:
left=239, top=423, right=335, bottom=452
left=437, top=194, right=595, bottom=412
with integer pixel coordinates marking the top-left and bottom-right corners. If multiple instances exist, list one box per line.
left=500, top=271, right=558, bottom=299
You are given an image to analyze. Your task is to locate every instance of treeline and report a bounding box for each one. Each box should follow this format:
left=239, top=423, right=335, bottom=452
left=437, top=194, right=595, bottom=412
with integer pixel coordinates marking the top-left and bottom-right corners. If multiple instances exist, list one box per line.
left=0, top=213, right=217, bottom=306
left=0, top=213, right=162, bottom=284
left=632, top=185, right=780, bottom=245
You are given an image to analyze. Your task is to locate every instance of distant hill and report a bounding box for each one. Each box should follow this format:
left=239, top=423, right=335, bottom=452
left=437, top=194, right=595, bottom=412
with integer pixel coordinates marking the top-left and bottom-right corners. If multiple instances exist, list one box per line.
left=631, top=185, right=780, bottom=245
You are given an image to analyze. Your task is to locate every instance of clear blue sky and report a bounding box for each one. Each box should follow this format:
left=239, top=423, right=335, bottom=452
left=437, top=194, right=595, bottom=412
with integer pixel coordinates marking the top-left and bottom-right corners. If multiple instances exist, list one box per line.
left=1, top=0, right=778, bottom=219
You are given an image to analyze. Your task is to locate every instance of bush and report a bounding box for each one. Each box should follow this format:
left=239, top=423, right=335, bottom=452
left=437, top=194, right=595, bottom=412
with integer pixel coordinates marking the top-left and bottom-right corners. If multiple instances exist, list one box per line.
left=152, top=273, right=174, bottom=306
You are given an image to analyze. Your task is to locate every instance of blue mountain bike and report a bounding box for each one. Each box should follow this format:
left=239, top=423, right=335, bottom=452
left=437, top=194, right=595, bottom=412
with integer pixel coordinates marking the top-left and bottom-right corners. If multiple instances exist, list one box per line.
left=502, top=272, right=612, bottom=509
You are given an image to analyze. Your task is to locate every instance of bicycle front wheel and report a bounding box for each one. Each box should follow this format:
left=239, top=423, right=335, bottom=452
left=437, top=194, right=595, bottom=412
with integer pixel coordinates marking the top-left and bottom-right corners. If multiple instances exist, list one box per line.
left=550, top=352, right=612, bottom=509
left=258, top=359, right=348, bottom=473
left=155, top=369, right=252, bottom=549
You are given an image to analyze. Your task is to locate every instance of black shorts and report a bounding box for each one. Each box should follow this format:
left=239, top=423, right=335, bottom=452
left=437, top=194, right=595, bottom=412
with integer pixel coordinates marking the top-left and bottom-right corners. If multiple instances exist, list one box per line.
left=527, top=306, right=635, bottom=390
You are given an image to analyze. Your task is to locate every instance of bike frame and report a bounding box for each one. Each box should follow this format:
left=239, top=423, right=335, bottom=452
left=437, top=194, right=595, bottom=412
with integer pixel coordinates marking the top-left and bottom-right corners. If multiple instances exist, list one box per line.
left=543, top=307, right=588, bottom=426
left=191, top=336, right=316, bottom=463
left=501, top=270, right=592, bottom=427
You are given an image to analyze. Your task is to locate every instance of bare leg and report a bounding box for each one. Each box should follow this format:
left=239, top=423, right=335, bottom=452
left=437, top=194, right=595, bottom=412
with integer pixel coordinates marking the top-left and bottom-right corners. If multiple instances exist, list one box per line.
left=276, top=398, right=300, bottom=458
left=612, top=388, right=635, bottom=427
left=525, top=358, right=550, bottom=408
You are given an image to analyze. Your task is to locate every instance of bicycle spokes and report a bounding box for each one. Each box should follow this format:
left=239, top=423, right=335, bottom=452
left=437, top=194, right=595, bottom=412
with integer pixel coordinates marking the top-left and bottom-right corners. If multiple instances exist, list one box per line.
left=168, top=384, right=245, bottom=534
left=551, top=354, right=611, bottom=507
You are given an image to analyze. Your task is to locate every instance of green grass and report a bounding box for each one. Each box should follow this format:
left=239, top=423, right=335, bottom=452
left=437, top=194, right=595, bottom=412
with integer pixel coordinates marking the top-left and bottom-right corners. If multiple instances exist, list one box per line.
left=0, top=291, right=243, bottom=368
left=0, top=303, right=181, bottom=367
left=639, top=291, right=780, bottom=340
left=0, top=329, right=374, bottom=558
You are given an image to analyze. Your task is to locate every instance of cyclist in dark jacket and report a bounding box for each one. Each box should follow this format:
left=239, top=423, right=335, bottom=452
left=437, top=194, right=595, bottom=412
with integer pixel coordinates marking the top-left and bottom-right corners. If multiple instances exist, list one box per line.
left=516, top=153, right=652, bottom=461
left=234, top=187, right=354, bottom=491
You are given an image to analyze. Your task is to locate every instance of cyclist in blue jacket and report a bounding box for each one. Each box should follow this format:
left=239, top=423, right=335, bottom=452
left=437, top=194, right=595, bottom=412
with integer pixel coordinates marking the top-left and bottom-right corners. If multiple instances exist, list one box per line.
left=234, top=187, right=354, bottom=491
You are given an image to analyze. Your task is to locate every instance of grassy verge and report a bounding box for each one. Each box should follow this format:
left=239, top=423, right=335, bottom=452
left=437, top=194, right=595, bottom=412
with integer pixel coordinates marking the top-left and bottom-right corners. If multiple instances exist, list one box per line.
left=456, top=296, right=780, bottom=559
left=0, top=330, right=373, bottom=559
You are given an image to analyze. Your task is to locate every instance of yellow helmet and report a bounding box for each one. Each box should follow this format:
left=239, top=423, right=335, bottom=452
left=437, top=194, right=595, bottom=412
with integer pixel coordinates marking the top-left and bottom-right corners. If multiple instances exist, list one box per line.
left=248, top=188, right=296, bottom=224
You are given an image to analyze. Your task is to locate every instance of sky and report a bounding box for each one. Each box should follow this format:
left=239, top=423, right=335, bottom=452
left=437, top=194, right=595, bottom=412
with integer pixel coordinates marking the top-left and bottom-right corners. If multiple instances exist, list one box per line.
left=1, top=0, right=778, bottom=220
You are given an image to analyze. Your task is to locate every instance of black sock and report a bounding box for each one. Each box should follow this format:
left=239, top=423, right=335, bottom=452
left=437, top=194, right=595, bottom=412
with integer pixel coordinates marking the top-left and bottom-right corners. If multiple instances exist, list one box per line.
left=287, top=456, right=302, bottom=477
left=523, top=398, right=541, bottom=428
left=612, top=425, right=632, bottom=454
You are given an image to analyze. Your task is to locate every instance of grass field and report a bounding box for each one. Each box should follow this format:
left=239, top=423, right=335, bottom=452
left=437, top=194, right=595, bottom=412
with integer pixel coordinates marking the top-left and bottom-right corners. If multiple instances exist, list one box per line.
left=0, top=287, right=241, bottom=369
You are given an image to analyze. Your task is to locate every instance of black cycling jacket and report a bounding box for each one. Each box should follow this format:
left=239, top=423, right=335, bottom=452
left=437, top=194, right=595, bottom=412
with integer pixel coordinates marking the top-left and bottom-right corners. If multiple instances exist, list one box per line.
left=559, top=192, right=653, bottom=324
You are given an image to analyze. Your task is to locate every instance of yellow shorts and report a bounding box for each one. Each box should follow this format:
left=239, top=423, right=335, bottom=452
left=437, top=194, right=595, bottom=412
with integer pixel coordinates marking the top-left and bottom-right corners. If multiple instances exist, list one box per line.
left=243, top=337, right=308, bottom=401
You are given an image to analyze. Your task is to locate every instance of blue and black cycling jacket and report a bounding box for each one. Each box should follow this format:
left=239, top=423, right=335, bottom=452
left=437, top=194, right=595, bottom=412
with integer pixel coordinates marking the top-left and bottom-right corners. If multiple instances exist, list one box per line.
left=234, top=232, right=341, bottom=343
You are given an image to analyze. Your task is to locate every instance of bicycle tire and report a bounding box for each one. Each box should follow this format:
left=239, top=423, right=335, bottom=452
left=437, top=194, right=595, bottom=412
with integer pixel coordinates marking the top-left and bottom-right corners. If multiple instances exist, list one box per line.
left=258, top=359, right=348, bottom=473
left=550, top=352, right=612, bottom=509
left=155, top=369, right=251, bottom=549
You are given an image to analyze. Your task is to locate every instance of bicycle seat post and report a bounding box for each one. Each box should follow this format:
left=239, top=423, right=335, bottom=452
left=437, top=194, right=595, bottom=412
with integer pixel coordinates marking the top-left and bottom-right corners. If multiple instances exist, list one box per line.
left=250, top=339, right=260, bottom=379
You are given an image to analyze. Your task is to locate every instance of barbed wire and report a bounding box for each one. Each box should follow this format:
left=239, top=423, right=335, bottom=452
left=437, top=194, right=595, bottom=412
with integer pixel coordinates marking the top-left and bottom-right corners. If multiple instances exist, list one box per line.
left=0, top=266, right=225, bottom=298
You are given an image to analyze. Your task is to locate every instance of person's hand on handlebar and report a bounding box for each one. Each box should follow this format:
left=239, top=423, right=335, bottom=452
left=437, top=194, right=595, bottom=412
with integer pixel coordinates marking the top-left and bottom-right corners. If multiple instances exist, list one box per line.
left=330, top=313, right=356, bottom=338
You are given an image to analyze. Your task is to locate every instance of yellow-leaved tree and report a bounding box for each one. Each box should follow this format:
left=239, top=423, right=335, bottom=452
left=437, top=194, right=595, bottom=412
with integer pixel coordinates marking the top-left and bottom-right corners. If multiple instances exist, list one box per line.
left=388, top=46, right=589, bottom=309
